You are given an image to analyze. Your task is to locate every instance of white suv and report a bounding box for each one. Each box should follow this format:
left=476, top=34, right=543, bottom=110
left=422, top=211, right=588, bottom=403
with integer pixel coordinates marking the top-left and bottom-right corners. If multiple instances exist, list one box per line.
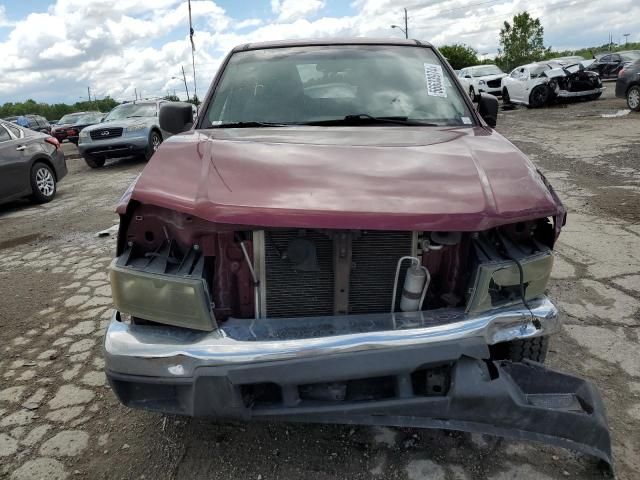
left=458, top=65, right=506, bottom=99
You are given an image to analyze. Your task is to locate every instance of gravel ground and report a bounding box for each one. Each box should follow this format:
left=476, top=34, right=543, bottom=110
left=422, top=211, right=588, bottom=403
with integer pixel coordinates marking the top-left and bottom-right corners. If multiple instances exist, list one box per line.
left=0, top=88, right=638, bottom=480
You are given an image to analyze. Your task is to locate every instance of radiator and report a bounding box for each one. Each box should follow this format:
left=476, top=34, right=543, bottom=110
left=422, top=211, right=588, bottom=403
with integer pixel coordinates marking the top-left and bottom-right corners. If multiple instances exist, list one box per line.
left=264, top=229, right=413, bottom=318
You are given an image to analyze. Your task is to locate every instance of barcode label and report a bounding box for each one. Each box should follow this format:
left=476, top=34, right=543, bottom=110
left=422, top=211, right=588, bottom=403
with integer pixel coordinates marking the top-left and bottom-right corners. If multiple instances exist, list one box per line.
left=424, top=63, right=447, bottom=98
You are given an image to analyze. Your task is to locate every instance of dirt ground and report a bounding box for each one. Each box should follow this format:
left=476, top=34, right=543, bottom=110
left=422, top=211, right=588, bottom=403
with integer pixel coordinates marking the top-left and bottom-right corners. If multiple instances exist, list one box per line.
left=1, top=87, right=639, bottom=480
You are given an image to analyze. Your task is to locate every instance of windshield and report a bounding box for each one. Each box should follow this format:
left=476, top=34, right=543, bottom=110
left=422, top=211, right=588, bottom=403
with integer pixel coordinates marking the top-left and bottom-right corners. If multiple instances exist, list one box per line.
left=204, top=45, right=475, bottom=127
left=104, top=103, right=156, bottom=121
left=75, top=113, right=103, bottom=124
left=59, top=113, right=85, bottom=124
left=471, top=65, right=502, bottom=77
left=621, top=51, right=640, bottom=61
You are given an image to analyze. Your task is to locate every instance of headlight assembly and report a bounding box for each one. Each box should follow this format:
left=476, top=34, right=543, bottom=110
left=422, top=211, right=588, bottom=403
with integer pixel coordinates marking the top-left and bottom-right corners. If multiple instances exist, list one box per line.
left=110, top=260, right=216, bottom=331
left=126, top=124, right=147, bottom=132
left=465, top=233, right=553, bottom=314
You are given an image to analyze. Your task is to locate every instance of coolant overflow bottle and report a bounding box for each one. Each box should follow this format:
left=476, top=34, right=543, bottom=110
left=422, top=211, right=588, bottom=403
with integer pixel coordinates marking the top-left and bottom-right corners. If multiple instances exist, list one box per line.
left=400, top=265, right=427, bottom=312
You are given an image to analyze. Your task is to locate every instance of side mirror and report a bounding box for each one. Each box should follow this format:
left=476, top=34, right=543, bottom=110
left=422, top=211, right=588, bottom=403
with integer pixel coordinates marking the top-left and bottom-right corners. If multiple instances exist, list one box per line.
left=159, top=102, right=194, bottom=134
left=477, top=93, right=499, bottom=127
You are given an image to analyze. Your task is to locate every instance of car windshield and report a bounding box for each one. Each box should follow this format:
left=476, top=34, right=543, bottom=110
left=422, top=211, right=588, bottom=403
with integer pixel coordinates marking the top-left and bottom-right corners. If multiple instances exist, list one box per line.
left=204, top=45, right=475, bottom=127
left=621, top=51, right=640, bottom=61
left=59, top=113, right=85, bottom=124
left=471, top=65, right=502, bottom=77
left=75, top=113, right=103, bottom=124
left=104, top=104, right=156, bottom=121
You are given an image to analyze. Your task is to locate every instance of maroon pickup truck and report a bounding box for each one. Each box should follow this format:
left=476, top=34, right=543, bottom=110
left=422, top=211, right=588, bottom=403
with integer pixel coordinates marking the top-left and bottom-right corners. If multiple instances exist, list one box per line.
left=105, top=38, right=611, bottom=471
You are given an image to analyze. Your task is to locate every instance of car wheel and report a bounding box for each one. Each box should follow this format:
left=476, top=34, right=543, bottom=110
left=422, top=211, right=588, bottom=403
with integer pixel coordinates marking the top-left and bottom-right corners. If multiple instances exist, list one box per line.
left=30, top=162, right=57, bottom=203
left=490, top=336, right=549, bottom=363
left=627, top=85, right=640, bottom=111
left=502, top=87, right=511, bottom=104
left=145, top=130, right=163, bottom=160
left=84, top=155, right=106, bottom=169
left=529, top=85, right=550, bottom=108
left=468, top=85, right=476, bottom=101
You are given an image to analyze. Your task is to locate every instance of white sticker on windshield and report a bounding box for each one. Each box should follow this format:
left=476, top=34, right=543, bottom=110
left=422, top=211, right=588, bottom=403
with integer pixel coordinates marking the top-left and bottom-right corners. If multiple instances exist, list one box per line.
left=461, top=117, right=472, bottom=124
left=424, top=63, right=447, bottom=98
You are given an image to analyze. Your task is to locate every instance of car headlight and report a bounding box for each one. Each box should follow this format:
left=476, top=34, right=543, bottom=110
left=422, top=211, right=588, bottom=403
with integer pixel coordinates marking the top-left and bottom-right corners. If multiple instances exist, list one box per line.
left=79, top=130, right=89, bottom=138
left=110, top=261, right=216, bottom=331
left=126, top=124, right=147, bottom=132
left=465, top=232, right=553, bottom=314
left=478, top=80, right=486, bottom=85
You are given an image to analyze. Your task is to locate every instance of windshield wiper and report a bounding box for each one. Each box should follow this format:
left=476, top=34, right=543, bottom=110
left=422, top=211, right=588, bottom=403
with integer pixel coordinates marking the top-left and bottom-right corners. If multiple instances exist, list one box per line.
left=211, top=121, right=290, bottom=128
left=301, top=114, right=437, bottom=127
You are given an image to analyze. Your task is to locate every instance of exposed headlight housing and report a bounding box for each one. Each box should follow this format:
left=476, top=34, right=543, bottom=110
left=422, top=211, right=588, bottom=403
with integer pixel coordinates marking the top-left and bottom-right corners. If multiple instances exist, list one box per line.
left=465, top=229, right=553, bottom=314
left=126, top=124, right=147, bottom=132
left=109, top=246, right=216, bottom=331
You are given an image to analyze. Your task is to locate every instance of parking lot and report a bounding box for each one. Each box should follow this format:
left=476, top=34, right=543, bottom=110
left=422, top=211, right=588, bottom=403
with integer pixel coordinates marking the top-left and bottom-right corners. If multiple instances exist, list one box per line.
left=1, top=87, right=639, bottom=480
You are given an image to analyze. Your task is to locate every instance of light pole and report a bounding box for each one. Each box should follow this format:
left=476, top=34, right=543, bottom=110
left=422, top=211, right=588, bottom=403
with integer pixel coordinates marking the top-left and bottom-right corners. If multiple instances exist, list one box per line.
left=391, top=7, right=408, bottom=39
left=623, top=33, right=630, bottom=46
left=172, top=66, right=190, bottom=101
left=390, top=24, right=407, bottom=38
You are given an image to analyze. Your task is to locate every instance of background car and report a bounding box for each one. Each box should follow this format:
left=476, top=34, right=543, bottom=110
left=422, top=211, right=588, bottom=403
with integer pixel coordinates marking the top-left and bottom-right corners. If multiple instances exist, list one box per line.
left=51, top=111, right=100, bottom=143
left=458, top=64, right=506, bottom=98
left=3, top=114, right=51, bottom=134
left=77, top=99, right=178, bottom=168
left=501, top=62, right=603, bottom=107
left=66, top=112, right=105, bottom=145
left=0, top=119, right=67, bottom=205
left=588, top=50, right=640, bottom=79
left=615, top=59, right=640, bottom=111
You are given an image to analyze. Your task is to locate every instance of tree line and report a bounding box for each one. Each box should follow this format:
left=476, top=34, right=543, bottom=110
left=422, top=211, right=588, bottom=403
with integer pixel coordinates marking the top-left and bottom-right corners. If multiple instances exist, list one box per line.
left=0, top=97, right=120, bottom=120
left=439, top=11, right=639, bottom=72
left=0, top=95, right=200, bottom=121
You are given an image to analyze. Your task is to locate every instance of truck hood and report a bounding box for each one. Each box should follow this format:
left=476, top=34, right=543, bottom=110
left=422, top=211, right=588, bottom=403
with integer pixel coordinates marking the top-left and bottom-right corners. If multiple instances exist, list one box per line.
left=128, top=126, right=563, bottom=231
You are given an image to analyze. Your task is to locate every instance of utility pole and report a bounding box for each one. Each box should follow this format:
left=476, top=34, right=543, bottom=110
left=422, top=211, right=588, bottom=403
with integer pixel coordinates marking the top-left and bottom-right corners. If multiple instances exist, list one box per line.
left=87, top=86, right=91, bottom=103
left=404, top=8, right=408, bottom=39
left=181, top=65, right=190, bottom=101
left=134, top=88, right=138, bottom=101
left=624, top=33, right=630, bottom=46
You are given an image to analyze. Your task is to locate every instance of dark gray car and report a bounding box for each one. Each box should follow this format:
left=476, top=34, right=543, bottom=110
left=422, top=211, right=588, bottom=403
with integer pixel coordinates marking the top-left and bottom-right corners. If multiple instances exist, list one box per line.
left=615, top=59, right=640, bottom=111
left=0, top=120, right=68, bottom=205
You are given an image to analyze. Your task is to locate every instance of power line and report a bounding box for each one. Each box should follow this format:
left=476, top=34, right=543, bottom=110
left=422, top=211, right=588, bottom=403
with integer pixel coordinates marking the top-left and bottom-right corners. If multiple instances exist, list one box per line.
left=410, top=0, right=506, bottom=19
left=411, top=0, right=594, bottom=30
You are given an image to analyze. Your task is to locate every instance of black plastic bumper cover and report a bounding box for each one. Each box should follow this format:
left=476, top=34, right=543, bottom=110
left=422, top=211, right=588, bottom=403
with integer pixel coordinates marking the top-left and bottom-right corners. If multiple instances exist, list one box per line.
left=108, top=357, right=612, bottom=472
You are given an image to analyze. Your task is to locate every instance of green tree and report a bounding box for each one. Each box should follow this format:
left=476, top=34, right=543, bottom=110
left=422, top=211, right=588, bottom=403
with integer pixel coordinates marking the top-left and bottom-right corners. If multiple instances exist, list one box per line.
left=163, top=94, right=181, bottom=101
left=438, top=44, right=479, bottom=70
left=0, top=96, right=119, bottom=120
left=497, top=11, right=549, bottom=71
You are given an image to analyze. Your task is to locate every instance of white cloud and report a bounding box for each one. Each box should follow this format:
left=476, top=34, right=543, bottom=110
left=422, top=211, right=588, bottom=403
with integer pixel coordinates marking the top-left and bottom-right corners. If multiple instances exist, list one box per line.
left=0, top=5, right=12, bottom=27
left=272, top=0, right=326, bottom=22
left=0, top=0, right=639, bottom=104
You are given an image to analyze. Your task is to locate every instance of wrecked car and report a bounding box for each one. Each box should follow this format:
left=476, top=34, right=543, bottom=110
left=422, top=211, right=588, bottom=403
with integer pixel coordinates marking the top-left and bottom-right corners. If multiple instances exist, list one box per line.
left=104, top=39, right=612, bottom=471
left=501, top=61, right=604, bottom=107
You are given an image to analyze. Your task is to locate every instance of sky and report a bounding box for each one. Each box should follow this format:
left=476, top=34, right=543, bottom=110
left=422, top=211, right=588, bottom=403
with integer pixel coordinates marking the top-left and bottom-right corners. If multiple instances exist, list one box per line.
left=0, top=0, right=639, bottom=104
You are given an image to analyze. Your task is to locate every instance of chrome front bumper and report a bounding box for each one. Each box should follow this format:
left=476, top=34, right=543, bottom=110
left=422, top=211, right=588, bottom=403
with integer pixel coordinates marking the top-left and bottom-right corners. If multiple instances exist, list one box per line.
left=104, top=297, right=559, bottom=378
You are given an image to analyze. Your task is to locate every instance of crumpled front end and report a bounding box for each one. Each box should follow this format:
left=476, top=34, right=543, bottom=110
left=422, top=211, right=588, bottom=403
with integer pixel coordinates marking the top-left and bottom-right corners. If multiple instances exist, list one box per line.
left=104, top=199, right=611, bottom=472
left=545, top=66, right=605, bottom=99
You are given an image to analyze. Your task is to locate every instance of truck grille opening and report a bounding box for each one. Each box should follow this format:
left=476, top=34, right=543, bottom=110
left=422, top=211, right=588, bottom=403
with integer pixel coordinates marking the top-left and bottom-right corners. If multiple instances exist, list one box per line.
left=264, top=229, right=413, bottom=318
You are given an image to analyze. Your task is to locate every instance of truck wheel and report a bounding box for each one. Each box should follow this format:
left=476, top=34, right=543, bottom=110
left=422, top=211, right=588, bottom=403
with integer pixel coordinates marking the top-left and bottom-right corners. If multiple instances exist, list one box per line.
left=529, top=85, right=549, bottom=108
left=490, top=336, right=549, bottom=363
left=84, top=155, right=105, bottom=169
left=627, top=85, right=640, bottom=111
left=145, top=130, right=163, bottom=160
left=30, top=162, right=57, bottom=203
